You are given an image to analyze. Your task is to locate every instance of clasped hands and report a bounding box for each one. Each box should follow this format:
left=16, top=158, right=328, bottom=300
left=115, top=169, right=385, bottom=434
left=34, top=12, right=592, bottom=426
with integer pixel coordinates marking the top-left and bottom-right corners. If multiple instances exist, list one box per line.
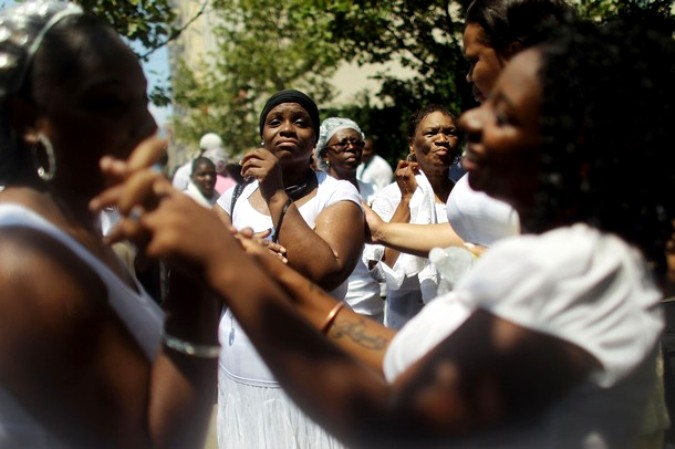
left=89, top=136, right=288, bottom=283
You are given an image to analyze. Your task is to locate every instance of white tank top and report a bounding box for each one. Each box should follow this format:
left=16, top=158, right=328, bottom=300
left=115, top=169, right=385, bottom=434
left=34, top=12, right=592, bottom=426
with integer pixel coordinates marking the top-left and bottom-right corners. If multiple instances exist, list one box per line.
left=216, top=172, right=361, bottom=386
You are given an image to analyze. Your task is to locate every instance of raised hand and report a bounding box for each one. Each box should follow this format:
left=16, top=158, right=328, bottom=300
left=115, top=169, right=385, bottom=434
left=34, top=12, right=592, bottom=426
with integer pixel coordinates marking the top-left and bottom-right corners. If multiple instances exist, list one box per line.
left=394, top=159, right=418, bottom=199
left=90, top=136, right=240, bottom=283
left=239, top=147, right=284, bottom=202
left=92, top=135, right=168, bottom=211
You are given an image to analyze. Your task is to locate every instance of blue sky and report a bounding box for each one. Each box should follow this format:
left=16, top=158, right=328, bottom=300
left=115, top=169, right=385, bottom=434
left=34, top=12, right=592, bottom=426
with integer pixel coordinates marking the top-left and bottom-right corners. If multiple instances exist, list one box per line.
left=137, top=45, right=172, bottom=128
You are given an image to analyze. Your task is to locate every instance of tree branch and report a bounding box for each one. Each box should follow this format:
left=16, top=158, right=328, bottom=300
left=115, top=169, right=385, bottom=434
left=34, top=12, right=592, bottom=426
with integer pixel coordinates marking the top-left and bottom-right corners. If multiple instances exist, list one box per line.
left=141, top=0, right=210, bottom=59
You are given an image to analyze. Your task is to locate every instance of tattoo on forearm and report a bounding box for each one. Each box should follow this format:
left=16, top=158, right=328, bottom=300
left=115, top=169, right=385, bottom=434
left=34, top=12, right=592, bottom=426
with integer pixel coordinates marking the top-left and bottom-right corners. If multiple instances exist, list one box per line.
left=328, top=318, right=387, bottom=350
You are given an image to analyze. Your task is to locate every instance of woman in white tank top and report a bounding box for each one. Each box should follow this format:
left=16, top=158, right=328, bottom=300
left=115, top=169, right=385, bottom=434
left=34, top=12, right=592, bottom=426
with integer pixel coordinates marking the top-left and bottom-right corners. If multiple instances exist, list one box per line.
left=212, top=90, right=364, bottom=449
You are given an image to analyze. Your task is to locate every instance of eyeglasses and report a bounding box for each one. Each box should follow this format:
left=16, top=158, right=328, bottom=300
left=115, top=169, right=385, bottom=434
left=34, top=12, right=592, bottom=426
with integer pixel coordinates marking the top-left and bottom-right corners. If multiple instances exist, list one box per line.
left=327, top=138, right=366, bottom=151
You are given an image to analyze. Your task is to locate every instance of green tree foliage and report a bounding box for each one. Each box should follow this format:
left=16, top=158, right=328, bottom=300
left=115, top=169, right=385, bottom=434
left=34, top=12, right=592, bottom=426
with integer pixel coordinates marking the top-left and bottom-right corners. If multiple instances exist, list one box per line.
left=73, top=0, right=178, bottom=106
left=171, top=0, right=674, bottom=166
left=171, top=0, right=342, bottom=159
left=75, top=0, right=177, bottom=59
left=318, top=0, right=675, bottom=164
left=316, top=1, right=474, bottom=163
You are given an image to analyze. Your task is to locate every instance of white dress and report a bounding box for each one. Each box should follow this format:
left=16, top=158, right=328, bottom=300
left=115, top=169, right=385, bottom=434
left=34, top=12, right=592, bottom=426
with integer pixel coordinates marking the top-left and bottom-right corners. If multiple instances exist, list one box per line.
left=364, top=171, right=448, bottom=330
left=384, top=224, right=663, bottom=448
left=215, top=171, right=361, bottom=449
left=0, top=204, right=163, bottom=449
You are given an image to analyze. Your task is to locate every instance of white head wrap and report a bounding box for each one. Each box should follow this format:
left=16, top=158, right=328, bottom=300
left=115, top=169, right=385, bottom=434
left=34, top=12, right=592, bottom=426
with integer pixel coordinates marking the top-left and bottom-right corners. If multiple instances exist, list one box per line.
left=199, top=132, right=227, bottom=173
left=0, top=0, right=83, bottom=101
left=314, top=117, right=365, bottom=171
left=199, top=132, right=224, bottom=152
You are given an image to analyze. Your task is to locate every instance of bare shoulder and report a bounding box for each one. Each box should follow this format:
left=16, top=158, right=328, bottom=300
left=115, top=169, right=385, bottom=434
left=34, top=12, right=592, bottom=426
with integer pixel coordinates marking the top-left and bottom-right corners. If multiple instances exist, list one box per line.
left=0, top=226, right=108, bottom=366
left=0, top=227, right=154, bottom=443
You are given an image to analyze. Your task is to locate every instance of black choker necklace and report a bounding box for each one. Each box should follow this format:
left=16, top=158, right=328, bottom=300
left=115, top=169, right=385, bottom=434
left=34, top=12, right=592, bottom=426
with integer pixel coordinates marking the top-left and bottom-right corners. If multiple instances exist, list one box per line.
left=284, top=171, right=315, bottom=200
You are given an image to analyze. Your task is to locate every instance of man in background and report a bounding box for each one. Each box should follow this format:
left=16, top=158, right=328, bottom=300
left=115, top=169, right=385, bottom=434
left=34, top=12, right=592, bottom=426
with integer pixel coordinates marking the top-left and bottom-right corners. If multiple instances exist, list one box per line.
left=172, top=132, right=233, bottom=192
left=356, top=137, right=394, bottom=190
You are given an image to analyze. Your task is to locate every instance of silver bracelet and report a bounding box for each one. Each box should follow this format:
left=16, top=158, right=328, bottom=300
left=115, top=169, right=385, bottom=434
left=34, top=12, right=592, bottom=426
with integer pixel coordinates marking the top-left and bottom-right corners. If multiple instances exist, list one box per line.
left=162, top=332, right=221, bottom=358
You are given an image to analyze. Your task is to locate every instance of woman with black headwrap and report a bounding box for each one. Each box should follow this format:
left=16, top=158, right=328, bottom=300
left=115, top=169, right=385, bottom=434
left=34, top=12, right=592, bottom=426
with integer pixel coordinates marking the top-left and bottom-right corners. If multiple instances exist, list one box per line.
left=212, top=89, right=363, bottom=448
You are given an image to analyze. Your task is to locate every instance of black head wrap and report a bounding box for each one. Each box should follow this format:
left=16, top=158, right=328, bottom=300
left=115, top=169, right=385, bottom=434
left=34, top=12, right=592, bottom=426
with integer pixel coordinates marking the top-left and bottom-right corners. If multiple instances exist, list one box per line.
left=258, top=89, right=320, bottom=138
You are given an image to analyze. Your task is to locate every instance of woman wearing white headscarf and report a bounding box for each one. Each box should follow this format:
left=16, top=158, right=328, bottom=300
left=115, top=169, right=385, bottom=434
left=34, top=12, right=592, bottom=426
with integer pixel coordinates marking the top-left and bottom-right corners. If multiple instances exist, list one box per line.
left=315, top=117, right=383, bottom=322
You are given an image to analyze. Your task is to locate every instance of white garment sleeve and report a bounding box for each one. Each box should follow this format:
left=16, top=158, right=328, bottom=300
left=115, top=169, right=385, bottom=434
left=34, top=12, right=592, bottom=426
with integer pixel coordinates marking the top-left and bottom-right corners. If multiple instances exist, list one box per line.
left=456, top=225, right=663, bottom=388
left=171, top=162, right=192, bottom=191
left=363, top=183, right=407, bottom=289
left=215, top=184, right=239, bottom=216
left=321, top=176, right=363, bottom=211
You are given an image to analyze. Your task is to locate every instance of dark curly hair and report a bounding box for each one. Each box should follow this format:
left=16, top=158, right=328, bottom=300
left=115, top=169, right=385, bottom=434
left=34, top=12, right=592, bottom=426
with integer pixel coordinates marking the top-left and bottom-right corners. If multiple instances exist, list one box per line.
left=465, top=0, right=575, bottom=58
left=406, top=104, right=457, bottom=144
left=532, top=16, right=675, bottom=276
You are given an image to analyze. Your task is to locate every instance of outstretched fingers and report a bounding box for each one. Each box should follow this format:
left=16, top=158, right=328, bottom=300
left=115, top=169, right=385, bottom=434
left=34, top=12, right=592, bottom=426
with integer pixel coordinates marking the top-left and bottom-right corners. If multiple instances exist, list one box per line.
left=102, top=176, right=173, bottom=246
left=92, top=168, right=166, bottom=216
left=90, top=135, right=167, bottom=211
left=125, top=136, right=168, bottom=172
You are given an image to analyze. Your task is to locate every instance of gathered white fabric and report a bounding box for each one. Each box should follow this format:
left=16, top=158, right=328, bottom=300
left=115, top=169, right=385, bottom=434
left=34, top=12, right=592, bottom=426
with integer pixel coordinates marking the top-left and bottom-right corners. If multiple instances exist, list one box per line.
left=217, top=370, right=343, bottom=449
left=446, top=173, right=519, bottom=246
left=356, top=154, right=394, bottom=190
left=0, top=204, right=163, bottom=448
left=334, top=179, right=382, bottom=320
left=396, top=170, right=440, bottom=292
left=364, top=171, right=448, bottom=304
left=357, top=179, right=378, bottom=206
left=171, top=160, right=193, bottom=191
left=384, top=224, right=663, bottom=448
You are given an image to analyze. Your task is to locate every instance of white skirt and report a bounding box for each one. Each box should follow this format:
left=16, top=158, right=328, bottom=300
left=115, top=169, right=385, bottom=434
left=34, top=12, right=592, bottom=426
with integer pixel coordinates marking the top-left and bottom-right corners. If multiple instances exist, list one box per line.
left=217, top=370, right=345, bottom=449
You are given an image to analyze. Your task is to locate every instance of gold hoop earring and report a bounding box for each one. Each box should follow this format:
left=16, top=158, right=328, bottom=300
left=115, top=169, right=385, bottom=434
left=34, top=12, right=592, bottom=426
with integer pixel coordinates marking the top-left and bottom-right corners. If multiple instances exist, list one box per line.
left=31, top=133, right=56, bottom=181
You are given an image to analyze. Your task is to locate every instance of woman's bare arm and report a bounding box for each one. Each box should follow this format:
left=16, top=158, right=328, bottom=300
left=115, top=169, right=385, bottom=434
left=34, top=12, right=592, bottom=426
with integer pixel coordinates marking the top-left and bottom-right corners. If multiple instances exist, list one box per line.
left=108, top=184, right=595, bottom=447
left=365, top=198, right=466, bottom=257
left=208, top=244, right=596, bottom=447
left=267, top=194, right=364, bottom=292
left=238, top=238, right=395, bottom=374
left=0, top=228, right=219, bottom=449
